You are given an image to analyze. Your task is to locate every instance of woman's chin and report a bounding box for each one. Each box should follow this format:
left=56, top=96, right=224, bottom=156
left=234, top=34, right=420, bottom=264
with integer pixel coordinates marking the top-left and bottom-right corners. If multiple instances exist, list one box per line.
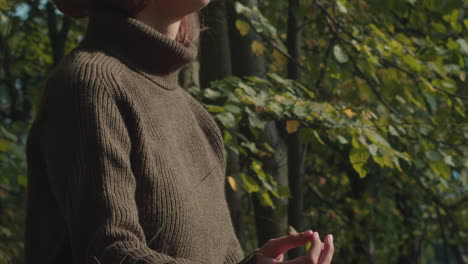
left=157, top=0, right=212, bottom=18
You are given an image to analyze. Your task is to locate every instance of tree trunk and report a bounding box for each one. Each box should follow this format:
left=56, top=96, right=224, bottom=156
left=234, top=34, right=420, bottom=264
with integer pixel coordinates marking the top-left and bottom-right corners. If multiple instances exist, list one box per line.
left=227, top=0, right=266, bottom=77
left=199, top=0, right=232, bottom=88
left=198, top=0, right=247, bottom=245
left=0, top=32, right=17, bottom=119
left=396, top=192, right=424, bottom=264
left=253, top=121, right=289, bottom=246
left=286, top=0, right=305, bottom=259
left=46, top=2, right=72, bottom=66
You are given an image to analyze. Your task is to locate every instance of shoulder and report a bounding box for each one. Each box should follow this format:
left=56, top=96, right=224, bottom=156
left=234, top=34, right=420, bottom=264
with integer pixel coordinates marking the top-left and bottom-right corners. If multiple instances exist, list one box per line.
left=38, top=46, right=130, bottom=125
left=46, top=46, right=125, bottom=99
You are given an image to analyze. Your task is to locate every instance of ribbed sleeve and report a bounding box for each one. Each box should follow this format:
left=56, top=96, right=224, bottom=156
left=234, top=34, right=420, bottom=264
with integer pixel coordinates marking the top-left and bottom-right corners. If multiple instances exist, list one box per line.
left=238, top=249, right=260, bottom=264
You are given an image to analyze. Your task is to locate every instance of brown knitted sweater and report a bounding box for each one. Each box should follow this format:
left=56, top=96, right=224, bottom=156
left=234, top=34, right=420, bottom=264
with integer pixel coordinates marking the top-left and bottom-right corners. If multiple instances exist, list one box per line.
left=24, top=6, right=258, bottom=264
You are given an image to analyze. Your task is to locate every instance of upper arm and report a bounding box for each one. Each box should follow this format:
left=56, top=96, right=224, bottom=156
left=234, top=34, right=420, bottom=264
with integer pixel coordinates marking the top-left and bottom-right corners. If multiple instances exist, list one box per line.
left=40, top=67, right=142, bottom=263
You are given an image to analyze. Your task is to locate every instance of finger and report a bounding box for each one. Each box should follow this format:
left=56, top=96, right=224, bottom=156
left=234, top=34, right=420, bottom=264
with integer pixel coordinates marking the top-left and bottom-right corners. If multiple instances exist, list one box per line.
left=306, top=232, right=322, bottom=264
left=264, top=230, right=315, bottom=258
left=318, top=234, right=334, bottom=264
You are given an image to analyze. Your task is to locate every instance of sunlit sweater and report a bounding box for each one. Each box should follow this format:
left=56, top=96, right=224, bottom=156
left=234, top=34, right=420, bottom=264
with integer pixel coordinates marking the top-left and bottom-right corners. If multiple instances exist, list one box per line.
left=24, top=6, right=258, bottom=264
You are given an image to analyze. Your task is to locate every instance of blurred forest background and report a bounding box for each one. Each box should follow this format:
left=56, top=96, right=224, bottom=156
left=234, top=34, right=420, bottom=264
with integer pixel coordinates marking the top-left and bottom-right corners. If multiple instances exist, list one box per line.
left=0, top=0, right=467, bottom=263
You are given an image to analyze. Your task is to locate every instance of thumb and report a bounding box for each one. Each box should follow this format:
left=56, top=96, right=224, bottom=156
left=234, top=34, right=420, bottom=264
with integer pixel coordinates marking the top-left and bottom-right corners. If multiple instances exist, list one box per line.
left=260, top=230, right=314, bottom=258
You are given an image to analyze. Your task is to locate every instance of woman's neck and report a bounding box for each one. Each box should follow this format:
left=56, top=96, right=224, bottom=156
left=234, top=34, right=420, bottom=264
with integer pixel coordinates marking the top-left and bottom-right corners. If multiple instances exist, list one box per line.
left=133, top=5, right=181, bottom=40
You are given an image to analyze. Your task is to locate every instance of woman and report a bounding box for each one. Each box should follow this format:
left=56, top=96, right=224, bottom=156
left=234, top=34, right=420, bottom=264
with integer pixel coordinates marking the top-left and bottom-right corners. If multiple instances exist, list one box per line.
left=24, top=0, right=334, bottom=263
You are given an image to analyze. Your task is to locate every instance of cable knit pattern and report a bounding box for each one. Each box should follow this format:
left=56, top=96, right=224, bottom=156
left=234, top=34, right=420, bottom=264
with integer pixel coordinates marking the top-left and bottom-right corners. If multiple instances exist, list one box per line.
left=24, top=6, right=259, bottom=264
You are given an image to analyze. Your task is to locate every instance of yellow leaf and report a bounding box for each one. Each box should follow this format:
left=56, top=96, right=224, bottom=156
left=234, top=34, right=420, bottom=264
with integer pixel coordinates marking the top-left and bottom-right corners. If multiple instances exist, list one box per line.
left=286, top=120, right=300, bottom=134
left=227, top=176, right=238, bottom=192
left=251, top=40, right=265, bottom=56
left=274, top=94, right=286, bottom=102
left=235, top=19, right=250, bottom=36
left=304, top=241, right=312, bottom=253
left=344, top=108, right=356, bottom=118
left=459, top=71, right=466, bottom=82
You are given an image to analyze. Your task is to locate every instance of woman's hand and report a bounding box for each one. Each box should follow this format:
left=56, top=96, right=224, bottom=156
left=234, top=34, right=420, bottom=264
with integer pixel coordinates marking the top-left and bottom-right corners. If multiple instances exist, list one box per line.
left=254, top=230, right=334, bottom=264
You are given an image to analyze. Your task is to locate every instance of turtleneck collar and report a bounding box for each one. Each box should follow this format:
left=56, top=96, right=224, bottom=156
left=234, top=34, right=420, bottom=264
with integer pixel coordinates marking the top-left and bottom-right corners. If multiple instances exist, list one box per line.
left=80, top=7, right=198, bottom=90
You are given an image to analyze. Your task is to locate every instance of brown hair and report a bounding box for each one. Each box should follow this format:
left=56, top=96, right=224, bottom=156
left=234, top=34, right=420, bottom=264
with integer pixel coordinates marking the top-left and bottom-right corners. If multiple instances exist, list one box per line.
left=52, top=0, right=199, bottom=45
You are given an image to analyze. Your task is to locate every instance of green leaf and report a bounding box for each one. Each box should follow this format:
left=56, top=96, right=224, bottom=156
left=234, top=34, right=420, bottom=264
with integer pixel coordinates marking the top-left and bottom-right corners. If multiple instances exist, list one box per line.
left=313, top=130, right=325, bottom=145
left=223, top=130, right=232, bottom=143
left=456, top=39, right=468, bottom=55
left=227, top=145, right=240, bottom=155
left=251, top=160, right=266, bottom=179
left=0, top=139, right=10, bottom=152
left=443, top=154, right=456, bottom=167
left=0, top=226, right=12, bottom=237
left=368, top=144, right=378, bottom=157
left=204, top=88, right=222, bottom=99
left=402, top=55, right=423, bottom=73
left=365, top=130, right=391, bottom=148
left=0, top=126, right=17, bottom=141
left=248, top=113, right=265, bottom=129
left=388, top=125, right=400, bottom=137
left=225, top=104, right=242, bottom=113
left=336, top=0, right=348, bottom=13
left=432, top=22, right=447, bottom=33
left=234, top=1, right=250, bottom=15
left=206, top=105, right=225, bottom=113
left=423, top=93, right=437, bottom=113
left=429, top=162, right=451, bottom=179
left=425, top=150, right=442, bottom=161
left=216, top=112, right=236, bottom=128
left=241, top=174, right=260, bottom=193
left=18, top=174, right=27, bottom=187
left=258, top=190, right=275, bottom=208
left=239, top=82, right=257, bottom=96
left=333, top=45, right=349, bottom=63
left=293, top=103, right=308, bottom=118
left=350, top=148, right=369, bottom=178
left=373, top=155, right=394, bottom=169
left=241, top=141, right=258, bottom=153
left=0, top=0, right=10, bottom=11
left=337, top=135, right=348, bottom=144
